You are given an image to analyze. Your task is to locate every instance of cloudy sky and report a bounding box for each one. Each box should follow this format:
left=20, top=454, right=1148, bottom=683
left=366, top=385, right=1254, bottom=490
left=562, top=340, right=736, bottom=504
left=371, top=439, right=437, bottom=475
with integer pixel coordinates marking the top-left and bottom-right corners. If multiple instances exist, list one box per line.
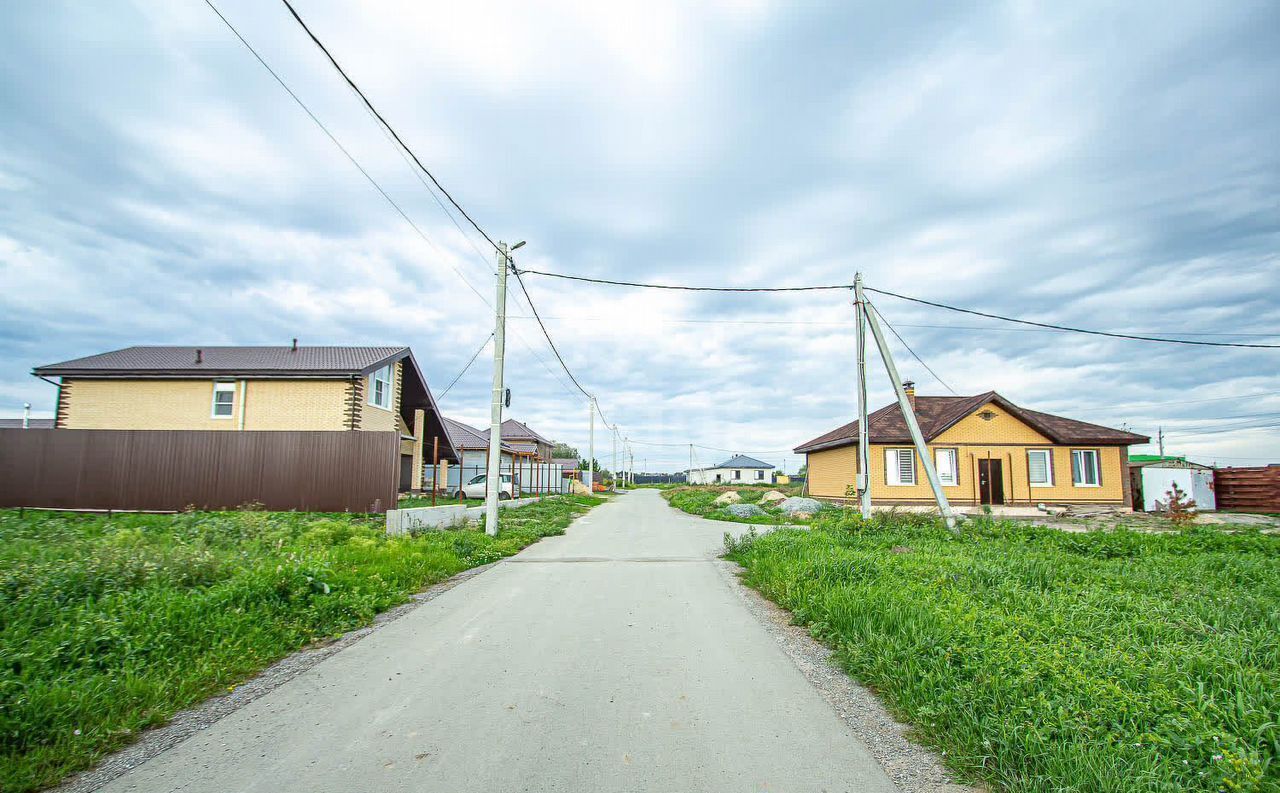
left=2, top=0, right=1278, bottom=471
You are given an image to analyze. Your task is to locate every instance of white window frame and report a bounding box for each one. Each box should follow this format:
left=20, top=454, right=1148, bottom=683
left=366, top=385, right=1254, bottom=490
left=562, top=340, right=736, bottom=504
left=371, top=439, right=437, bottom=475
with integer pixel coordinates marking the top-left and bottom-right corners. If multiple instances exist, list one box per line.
left=756, top=469, right=765, bottom=481
left=734, top=469, right=741, bottom=480
left=1071, top=449, right=1101, bottom=487
left=885, top=448, right=916, bottom=486
left=1027, top=448, right=1054, bottom=487
left=934, top=448, right=958, bottom=486
left=211, top=381, right=236, bottom=419
left=368, top=364, right=394, bottom=411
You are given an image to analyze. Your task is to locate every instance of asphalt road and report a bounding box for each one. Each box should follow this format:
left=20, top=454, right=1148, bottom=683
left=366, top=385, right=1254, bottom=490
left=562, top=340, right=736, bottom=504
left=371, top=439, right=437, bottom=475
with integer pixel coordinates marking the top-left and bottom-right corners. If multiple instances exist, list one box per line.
left=99, top=490, right=898, bottom=792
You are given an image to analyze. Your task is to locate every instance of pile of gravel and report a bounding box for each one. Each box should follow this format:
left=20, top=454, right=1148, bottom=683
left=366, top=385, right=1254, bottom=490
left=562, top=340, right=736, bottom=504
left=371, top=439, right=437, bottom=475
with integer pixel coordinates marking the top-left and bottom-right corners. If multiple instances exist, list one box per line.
left=713, top=491, right=742, bottom=505
left=725, top=503, right=766, bottom=518
left=779, top=497, right=823, bottom=518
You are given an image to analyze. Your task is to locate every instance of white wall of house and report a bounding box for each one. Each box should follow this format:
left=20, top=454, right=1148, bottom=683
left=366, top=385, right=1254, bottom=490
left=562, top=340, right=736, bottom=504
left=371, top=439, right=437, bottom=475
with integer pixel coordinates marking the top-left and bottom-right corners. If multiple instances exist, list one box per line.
left=689, top=467, right=774, bottom=485
left=1140, top=466, right=1216, bottom=511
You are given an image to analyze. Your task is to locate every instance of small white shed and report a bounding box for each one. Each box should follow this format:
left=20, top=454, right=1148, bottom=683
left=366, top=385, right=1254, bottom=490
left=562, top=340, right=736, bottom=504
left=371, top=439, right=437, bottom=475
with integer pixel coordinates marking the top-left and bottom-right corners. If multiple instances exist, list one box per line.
left=1130, top=457, right=1215, bottom=512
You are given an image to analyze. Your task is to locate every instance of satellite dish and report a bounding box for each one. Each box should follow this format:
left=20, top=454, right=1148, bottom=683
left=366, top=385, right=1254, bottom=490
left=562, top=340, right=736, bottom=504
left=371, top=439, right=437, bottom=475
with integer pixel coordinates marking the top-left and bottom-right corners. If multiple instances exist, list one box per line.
left=504, top=388, right=511, bottom=408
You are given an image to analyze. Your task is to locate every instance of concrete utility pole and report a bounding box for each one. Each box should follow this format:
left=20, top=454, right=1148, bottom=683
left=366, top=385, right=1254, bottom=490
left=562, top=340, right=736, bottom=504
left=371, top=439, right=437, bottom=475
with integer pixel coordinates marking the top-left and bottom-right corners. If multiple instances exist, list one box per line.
left=484, top=240, right=523, bottom=535
left=863, top=294, right=958, bottom=534
left=689, top=444, right=694, bottom=484
left=611, top=427, right=618, bottom=491
left=586, top=397, right=596, bottom=492
left=1158, top=426, right=1165, bottom=457
left=853, top=274, right=871, bottom=519
left=22, top=402, right=31, bottom=429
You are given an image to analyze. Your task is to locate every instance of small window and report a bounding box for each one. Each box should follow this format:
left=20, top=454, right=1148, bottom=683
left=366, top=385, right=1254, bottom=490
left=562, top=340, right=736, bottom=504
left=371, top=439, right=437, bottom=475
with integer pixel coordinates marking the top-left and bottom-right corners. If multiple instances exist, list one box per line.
left=1028, top=449, right=1054, bottom=486
left=886, top=448, right=916, bottom=486
left=756, top=469, right=765, bottom=480
left=211, top=382, right=236, bottom=418
left=734, top=469, right=741, bottom=479
left=1071, top=449, right=1100, bottom=487
left=369, top=364, right=393, bottom=410
left=934, top=448, right=958, bottom=485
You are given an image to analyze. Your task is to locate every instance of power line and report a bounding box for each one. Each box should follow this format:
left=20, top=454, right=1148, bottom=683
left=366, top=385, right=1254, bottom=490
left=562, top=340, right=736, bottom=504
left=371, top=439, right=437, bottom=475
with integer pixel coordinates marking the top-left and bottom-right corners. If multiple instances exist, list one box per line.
left=510, top=267, right=594, bottom=400
left=865, top=286, right=1280, bottom=350
left=516, top=268, right=1278, bottom=348
left=202, top=0, right=493, bottom=310
left=437, top=333, right=493, bottom=400
left=870, top=303, right=959, bottom=396
left=515, top=268, right=853, bottom=293
left=278, top=0, right=501, bottom=256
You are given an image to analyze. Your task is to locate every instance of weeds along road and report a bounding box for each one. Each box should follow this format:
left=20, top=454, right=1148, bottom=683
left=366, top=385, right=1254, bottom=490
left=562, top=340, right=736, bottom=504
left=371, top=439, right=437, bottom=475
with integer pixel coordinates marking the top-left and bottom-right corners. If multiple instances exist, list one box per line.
left=97, top=490, right=897, bottom=793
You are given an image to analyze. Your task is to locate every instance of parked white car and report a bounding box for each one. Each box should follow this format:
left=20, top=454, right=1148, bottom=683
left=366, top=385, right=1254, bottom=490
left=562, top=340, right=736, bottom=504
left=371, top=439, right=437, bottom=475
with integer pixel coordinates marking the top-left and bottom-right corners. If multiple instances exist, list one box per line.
left=457, top=473, right=514, bottom=500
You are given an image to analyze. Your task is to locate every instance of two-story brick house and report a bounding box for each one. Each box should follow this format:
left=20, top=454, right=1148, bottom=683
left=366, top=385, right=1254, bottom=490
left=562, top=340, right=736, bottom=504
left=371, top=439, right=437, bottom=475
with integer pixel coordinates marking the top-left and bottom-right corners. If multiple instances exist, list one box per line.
left=32, top=343, right=458, bottom=492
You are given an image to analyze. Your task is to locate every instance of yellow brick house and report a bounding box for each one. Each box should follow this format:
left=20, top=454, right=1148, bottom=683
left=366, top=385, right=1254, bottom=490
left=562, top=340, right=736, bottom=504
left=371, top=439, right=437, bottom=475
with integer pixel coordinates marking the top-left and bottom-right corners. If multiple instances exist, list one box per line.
left=795, top=385, right=1148, bottom=508
left=32, top=343, right=458, bottom=492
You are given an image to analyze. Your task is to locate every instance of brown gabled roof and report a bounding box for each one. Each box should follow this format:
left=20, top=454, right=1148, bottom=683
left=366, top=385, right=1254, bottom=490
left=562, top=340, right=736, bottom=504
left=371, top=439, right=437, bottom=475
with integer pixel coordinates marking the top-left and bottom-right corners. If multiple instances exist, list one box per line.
left=33, top=345, right=409, bottom=378
left=501, top=418, right=552, bottom=446
left=794, top=391, right=1149, bottom=453
left=443, top=417, right=517, bottom=454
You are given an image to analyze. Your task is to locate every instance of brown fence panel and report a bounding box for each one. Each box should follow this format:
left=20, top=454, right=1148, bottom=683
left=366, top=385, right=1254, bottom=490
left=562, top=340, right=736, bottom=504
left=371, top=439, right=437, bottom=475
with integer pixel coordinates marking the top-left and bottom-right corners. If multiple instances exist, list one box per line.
left=1214, top=466, right=1280, bottom=513
left=0, top=429, right=399, bottom=513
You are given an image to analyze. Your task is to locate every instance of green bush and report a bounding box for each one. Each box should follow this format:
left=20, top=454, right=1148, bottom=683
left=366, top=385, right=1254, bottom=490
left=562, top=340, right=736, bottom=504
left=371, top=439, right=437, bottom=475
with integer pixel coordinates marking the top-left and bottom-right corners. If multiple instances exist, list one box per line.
left=727, top=513, right=1280, bottom=792
left=0, top=495, right=603, bottom=793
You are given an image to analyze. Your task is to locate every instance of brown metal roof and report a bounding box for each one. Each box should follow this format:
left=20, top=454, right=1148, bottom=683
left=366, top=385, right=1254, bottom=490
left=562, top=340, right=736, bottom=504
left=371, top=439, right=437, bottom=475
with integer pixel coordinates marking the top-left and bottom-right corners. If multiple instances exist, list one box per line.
left=794, top=392, right=1149, bottom=453
left=33, top=346, right=408, bottom=377
left=443, top=417, right=517, bottom=453
left=500, top=418, right=552, bottom=446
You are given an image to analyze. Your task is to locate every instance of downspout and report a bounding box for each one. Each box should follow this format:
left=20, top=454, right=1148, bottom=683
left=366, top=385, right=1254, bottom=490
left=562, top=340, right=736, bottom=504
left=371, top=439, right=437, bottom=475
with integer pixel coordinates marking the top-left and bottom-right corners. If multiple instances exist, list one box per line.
left=238, top=380, right=248, bottom=430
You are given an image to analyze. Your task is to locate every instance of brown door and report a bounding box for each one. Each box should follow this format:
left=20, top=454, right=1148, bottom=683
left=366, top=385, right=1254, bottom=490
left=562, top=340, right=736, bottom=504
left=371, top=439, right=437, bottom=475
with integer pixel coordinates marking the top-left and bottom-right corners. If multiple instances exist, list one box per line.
left=978, top=459, right=1005, bottom=505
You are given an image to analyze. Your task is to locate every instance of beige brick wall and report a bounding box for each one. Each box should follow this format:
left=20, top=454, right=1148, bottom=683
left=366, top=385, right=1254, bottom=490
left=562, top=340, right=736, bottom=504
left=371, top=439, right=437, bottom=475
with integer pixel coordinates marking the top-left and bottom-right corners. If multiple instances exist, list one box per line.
left=61, top=378, right=351, bottom=431
left=805, top=403, right=1128, bottom=504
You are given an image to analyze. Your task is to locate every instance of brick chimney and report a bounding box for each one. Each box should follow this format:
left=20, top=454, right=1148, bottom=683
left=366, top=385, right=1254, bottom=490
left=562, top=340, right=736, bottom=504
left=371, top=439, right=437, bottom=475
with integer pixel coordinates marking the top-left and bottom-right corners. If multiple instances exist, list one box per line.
left=902, top=380, right=916, bottom=411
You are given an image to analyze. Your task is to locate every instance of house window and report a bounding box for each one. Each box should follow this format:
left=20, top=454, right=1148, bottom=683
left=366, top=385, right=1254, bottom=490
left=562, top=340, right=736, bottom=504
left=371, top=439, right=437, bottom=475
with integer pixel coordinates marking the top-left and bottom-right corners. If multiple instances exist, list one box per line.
left=756, top=469, right=765, bottom=481
left=1071, top=449, right=1100, bottom=487
left=369, top=364, right=393, bottom=410
left=1027, top=449, right=1054, bottom=487
left=934, top=448, right=958, bottom=485
left=211, top=382, right=236, bottom=419
left=885, top=448, right=916, bottom=486
left=734, top=470, right=741, bottom=480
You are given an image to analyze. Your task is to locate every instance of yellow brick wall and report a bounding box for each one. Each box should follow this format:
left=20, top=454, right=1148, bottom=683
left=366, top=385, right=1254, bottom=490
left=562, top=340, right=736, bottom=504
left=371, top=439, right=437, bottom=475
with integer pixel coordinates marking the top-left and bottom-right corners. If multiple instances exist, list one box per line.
left=805, top=404, right=1127, bottom=504
left=807, top=445, right=859, bottom=498
left=61, top=378, right=352, bottom=431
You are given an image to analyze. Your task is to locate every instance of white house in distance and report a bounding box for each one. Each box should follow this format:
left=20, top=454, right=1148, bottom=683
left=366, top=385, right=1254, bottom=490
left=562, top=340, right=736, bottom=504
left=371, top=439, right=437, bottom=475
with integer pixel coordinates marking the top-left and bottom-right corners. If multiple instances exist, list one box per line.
left=689, top=454, right=776, bottom=485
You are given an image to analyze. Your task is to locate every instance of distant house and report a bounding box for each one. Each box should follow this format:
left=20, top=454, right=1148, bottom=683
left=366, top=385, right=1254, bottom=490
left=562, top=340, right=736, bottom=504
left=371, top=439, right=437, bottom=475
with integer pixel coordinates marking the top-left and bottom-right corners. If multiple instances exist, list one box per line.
left=501, top=418, right=554, bottom=461
left=795, top=384, right=1148, bottom=508
left=1128, top=455, right=1215, bottom=512
left=31, top=344, right=458, bottom=492
left=553, top=457, right=581, bottom=480
left=689, top=455, right=776, bottom=485
left=434, top=416, right=517, bottom=495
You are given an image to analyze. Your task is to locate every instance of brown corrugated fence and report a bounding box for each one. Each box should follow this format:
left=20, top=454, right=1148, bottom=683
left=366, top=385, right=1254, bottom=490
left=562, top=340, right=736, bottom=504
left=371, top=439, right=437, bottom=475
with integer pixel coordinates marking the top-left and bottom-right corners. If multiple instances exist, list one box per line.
left=0, top=429, right=399, bottom=513
left=1214, top=466, right=1280, bottom=513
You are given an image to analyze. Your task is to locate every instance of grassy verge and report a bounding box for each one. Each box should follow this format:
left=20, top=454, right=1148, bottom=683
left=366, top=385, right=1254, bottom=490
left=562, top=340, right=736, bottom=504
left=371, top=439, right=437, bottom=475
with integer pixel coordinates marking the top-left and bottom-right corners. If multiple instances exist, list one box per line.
left=725, top=512, right=1280, bottom=792
left=396, top=495, right=485, bottom=508
left=661, top=485, right=812, bottom=525
left=0, top=495, right=603, bottom=793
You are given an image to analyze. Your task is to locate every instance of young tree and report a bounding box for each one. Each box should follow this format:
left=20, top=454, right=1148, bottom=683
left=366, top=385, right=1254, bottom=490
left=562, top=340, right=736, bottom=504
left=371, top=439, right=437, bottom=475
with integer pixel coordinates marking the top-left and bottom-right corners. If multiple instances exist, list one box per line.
left=1162, top=482, right=1197, bottom=527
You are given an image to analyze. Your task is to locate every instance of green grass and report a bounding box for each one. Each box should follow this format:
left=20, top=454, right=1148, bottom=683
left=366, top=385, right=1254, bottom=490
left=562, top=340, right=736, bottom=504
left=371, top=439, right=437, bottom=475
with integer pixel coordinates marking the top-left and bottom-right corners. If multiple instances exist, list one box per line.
left=725, top=512, right=1280, bottom=792
left=396, top=495, right=485, bottom=508
left=661, top=485, right=812, bottom=525
left=0, top=495, right=603, bottom=793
